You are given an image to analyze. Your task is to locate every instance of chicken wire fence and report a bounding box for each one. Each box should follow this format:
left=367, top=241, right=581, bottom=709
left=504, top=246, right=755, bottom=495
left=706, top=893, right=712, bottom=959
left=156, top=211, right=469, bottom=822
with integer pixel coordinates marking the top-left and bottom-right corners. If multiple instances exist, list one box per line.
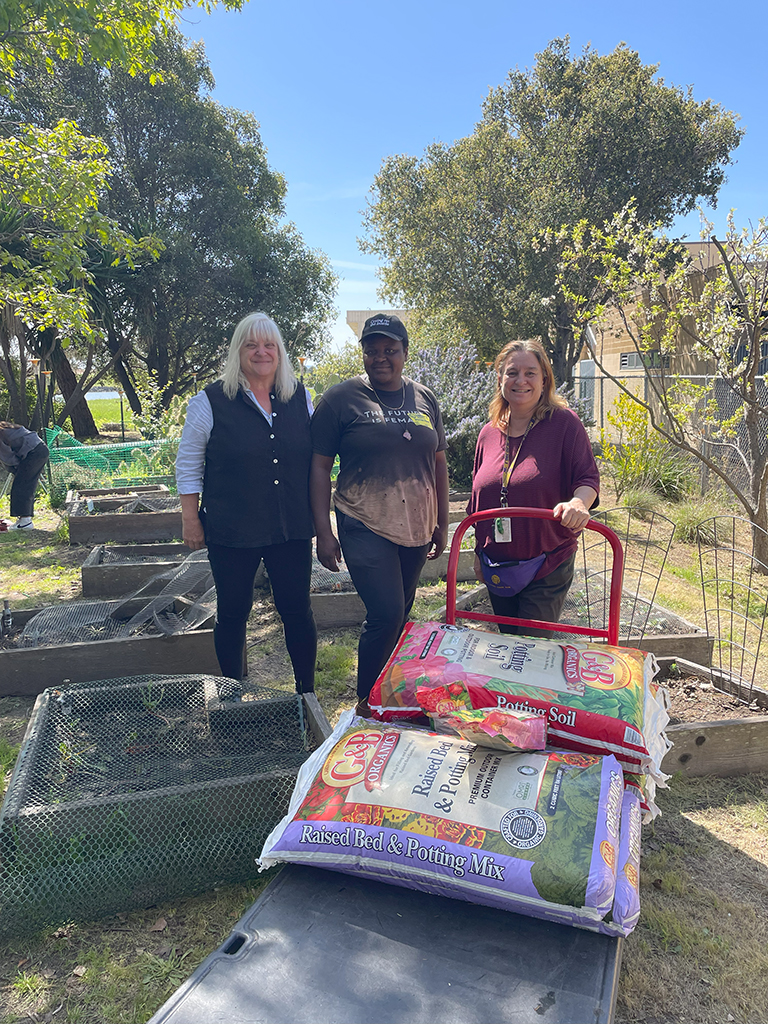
left=6, top=551, right=215, bottom=649
left=67, top=494, right=182, bottom=516
left=0, top=674, right=317, bottom=939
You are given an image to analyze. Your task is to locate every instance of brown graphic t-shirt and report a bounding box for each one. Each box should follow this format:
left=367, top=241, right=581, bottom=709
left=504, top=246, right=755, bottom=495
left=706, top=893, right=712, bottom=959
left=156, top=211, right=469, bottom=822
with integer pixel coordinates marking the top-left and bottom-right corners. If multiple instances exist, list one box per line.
left=311, top=376, right=447, bottom=546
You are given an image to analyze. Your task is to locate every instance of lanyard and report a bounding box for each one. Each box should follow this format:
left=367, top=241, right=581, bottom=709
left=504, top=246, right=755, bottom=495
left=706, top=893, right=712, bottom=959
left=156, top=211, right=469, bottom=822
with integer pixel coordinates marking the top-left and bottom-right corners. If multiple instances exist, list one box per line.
left=500, top=419, right=534, bottom=506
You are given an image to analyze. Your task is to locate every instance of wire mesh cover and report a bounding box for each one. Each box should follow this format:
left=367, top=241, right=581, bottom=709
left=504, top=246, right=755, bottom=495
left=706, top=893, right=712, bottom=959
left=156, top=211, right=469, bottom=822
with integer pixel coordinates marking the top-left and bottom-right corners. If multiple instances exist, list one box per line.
left=14, top=551, right=215, bottom=647
left=68, top=495, right=182, bottom=516
left=0, top=674, right=317, bottom=938
left=310, top=552, right=354, bottom=593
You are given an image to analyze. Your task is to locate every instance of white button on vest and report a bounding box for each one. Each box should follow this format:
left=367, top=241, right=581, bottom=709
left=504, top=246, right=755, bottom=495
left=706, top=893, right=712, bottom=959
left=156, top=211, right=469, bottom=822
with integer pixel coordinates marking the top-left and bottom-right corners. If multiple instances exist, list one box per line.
left=274, top=479, right=279, bottom=485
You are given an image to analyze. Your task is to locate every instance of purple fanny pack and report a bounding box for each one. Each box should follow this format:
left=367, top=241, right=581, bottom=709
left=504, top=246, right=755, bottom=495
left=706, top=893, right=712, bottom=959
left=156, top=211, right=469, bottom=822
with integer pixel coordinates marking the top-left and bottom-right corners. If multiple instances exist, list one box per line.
left=479, top=550, right=546, bottom=596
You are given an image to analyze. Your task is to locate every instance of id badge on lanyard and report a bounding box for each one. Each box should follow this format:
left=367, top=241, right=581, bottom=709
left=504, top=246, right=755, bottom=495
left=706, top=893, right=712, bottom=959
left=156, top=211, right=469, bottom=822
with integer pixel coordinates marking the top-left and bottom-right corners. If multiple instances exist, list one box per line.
left=497, top=420, right=533, bottom=543
left=494, top=516, right=512, bottom=543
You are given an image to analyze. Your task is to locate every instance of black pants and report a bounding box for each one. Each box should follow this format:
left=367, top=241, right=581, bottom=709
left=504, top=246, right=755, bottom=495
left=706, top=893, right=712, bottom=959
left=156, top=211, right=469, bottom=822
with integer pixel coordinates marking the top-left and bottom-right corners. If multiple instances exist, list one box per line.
left=488, top=554, right=576, bottom=638
left=10, top=443, right=49, bottom=517
left=336, top=509, right=430, bottom=700
left=206, top=539, right=317, bottom=692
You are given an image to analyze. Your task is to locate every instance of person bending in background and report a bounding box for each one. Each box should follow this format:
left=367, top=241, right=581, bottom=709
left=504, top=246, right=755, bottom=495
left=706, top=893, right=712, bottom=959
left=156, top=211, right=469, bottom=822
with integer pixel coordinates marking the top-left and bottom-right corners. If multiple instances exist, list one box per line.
left=175, top=312, right=317, bottom=692
left=0, top=422, right=50, bottom=530
left=470, top=338, right=599, bottom=637
left=310, top=313, right=449, bottom=715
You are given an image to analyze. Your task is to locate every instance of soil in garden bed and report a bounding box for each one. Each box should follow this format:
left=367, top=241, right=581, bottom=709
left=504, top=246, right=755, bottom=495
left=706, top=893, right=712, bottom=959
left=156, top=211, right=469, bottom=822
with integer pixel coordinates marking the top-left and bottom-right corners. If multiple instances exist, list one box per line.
left=662, top=672, right=766, bottom=724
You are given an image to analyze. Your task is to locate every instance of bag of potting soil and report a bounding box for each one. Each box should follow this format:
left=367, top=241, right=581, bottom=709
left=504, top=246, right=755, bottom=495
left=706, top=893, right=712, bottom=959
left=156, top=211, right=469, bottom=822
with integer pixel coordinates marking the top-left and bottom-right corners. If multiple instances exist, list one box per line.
left=259, top=711, right=627, bottom=931
left=418, top=698, right=548, bottom=753
left=594, top=789, right=642, bottom=937
left=369, top=622, right=670, bottom=779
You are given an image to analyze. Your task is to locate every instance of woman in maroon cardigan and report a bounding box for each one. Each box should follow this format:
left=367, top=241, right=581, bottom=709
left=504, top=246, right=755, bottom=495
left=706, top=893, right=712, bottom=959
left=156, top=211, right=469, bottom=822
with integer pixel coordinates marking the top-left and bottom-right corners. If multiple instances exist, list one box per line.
left=469, top=339, right=599, bottom=637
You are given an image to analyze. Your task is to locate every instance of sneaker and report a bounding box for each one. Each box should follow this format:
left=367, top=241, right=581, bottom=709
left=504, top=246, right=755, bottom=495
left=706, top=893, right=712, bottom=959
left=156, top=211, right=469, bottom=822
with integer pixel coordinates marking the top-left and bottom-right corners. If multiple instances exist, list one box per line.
left=10, top=519, right=34, bottom=530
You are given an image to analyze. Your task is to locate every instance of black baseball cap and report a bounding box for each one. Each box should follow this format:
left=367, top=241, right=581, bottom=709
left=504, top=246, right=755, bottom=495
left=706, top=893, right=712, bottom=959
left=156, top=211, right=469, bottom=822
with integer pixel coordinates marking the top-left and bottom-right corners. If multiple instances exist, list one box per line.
left=360, top=313, right=409, bottom=346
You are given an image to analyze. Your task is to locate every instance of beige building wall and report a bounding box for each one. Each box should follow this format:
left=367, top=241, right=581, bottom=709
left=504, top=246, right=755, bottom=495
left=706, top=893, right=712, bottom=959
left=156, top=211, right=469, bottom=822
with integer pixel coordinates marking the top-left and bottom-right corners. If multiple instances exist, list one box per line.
left=575, top=253, right=720, bottom=436
left=346, top=309, right=410, bottom=340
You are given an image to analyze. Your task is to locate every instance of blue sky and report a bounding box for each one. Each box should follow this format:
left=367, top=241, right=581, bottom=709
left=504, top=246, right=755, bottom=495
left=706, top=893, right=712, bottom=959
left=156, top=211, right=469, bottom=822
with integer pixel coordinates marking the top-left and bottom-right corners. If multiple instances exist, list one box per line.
left=182, top=0, right=765, bottom=348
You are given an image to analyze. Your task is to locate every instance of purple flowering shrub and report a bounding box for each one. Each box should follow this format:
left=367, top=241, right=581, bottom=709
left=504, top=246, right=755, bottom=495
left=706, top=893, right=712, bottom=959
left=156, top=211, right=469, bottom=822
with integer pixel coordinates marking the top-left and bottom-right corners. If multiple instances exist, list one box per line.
left=408, top=344, right=496, bottom=487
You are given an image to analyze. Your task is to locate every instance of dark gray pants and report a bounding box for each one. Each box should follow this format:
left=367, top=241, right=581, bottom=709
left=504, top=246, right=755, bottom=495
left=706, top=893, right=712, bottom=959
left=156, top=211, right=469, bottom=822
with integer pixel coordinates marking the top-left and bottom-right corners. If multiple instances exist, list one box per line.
left=336, top=509, right=430, bottom=700
left=10, top=443, right=49, bottom=517
left=488, top=554, right=576, bottom=638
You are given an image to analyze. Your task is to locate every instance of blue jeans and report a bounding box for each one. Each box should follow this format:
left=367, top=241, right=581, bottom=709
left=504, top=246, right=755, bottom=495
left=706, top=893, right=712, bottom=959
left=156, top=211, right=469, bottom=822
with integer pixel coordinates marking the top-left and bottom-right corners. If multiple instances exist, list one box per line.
left=336, top=510, right=430, bottom=699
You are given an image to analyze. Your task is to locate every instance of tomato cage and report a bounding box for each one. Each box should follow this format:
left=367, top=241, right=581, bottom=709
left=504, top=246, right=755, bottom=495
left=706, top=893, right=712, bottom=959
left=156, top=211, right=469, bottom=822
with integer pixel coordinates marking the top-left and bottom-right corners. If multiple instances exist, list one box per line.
left=446, top=508, right=624, bottom=645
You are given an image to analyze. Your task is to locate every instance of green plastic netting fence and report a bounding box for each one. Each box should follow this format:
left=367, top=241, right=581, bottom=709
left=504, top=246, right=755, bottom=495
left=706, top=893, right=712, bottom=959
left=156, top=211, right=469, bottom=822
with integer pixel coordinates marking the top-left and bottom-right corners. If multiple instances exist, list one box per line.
left=42, top=429, right=178, bottom=497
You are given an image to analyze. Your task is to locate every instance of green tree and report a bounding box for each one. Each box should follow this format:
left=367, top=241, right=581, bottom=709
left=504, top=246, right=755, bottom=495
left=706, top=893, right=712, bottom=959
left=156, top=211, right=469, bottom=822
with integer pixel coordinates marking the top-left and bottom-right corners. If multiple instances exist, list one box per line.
left=0, top=1, right=244, bottom=84
left=0, top=118, right=158, bottom=431
left=363, top=38, right=742, bottom=383
left=559, top=207, right=768, bottom=569
left=0, top=0, right=248, bottom=431
left=6, top=33, right=337, bottom=413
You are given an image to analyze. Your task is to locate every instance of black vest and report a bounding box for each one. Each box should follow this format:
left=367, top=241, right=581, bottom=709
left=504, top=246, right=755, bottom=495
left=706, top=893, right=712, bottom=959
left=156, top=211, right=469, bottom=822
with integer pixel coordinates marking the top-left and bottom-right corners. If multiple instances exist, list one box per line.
left=202, top=381, right=313, bottom=548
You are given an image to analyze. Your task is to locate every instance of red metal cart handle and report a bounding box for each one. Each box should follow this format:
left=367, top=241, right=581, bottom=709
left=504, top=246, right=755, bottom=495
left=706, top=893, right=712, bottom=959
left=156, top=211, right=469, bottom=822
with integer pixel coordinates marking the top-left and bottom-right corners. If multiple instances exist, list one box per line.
left=446, top=508, right=625, bottom=647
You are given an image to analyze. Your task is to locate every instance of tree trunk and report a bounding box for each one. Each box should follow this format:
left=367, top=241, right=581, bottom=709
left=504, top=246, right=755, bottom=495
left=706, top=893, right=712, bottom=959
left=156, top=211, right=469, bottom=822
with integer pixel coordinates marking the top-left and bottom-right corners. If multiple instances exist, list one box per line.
left=50, top=339, right=100, bottom=439
left=752, top=519, right=768, bottom=574
left=105, top=323, right=142, bottom=415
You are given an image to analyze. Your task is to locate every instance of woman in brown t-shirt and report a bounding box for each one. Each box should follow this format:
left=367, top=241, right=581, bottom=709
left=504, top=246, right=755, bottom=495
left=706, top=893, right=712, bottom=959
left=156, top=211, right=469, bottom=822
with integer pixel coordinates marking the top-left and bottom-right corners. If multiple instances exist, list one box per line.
left=310, top=314, right=449, bottom=713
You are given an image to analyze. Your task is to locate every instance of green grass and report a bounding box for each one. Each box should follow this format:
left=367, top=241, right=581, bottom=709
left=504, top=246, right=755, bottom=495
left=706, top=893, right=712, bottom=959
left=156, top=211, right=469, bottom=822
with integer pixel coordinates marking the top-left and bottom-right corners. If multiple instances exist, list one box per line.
left=411, top=580, right=477, bottom=621
left=315, top=635, right=357, bottom=699
left=0, top=735, right=20, bottom=793
left=85, top=397, right=137, bottom=431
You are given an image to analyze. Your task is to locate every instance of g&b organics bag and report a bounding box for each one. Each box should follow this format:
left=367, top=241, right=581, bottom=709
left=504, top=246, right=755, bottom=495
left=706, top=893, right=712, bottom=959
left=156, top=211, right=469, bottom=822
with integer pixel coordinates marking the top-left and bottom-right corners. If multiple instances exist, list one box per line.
left=259, top=711, right=627, bottom=931
left=369, top=622, right=670, bottom=780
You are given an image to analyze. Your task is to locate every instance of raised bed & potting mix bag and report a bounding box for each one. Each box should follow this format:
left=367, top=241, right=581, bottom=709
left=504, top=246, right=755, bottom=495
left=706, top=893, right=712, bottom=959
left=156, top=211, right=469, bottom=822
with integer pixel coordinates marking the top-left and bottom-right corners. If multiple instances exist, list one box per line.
left=259, top=711, right=636, bottom=932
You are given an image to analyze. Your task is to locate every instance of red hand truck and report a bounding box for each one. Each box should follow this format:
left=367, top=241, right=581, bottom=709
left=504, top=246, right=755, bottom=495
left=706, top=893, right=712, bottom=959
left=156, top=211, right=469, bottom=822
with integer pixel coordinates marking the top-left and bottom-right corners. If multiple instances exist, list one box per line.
left=446, top=507, right=625, bottom=645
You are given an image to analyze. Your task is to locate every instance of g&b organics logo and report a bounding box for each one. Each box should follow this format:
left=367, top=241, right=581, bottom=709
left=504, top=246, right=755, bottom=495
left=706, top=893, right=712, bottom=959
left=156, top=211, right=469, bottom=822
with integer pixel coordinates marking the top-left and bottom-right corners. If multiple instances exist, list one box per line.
left=321, top=730, right=400, bottom=790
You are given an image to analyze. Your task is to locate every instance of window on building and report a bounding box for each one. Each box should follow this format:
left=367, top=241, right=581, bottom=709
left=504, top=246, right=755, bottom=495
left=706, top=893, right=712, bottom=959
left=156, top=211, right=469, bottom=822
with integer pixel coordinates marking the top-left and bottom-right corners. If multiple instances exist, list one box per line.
left=577, top=360, right=595, bottom=421
left=620, top=351, right=669, bottom=370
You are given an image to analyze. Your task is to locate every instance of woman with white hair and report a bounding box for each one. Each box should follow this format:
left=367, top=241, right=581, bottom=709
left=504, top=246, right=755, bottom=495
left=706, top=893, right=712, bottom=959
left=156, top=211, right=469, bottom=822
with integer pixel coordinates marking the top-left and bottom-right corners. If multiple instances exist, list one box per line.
left=176, top=312, right=316, bottom=691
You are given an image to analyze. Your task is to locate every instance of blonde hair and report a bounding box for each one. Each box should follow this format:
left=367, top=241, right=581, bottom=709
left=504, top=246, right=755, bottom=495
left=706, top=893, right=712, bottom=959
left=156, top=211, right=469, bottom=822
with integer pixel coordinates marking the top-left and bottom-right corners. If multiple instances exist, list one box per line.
left=488, top=338, right=566, bottom=430
left=220, top=313, right=297, bottom=402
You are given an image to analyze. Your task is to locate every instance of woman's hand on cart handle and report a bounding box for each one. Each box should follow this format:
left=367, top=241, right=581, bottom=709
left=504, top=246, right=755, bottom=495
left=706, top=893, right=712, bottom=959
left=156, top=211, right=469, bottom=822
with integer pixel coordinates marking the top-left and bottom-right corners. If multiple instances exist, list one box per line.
left=427, top=522, right=448, bottom=561
left=553, top=488, right=596, bottom=533
left=316, top=532, right=342, bottom=572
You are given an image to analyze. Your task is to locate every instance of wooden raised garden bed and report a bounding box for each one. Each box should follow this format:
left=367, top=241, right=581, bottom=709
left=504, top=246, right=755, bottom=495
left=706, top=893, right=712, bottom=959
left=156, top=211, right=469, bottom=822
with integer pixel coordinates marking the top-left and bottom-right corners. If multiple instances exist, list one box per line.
left=0, top=605, right=219, bottom=698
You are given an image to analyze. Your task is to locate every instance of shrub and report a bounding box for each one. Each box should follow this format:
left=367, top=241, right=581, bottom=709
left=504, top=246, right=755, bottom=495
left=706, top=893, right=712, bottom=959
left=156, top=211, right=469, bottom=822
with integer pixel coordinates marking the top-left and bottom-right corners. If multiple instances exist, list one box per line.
left=406, top=343, right=496, bottom=488
left=48, top=463, right=111, bottom=509
left=621, top=487, right=662, bottom=520
left=601, top=391, right=693, bottom=500
left=669, top=497, right=723, bottom=545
